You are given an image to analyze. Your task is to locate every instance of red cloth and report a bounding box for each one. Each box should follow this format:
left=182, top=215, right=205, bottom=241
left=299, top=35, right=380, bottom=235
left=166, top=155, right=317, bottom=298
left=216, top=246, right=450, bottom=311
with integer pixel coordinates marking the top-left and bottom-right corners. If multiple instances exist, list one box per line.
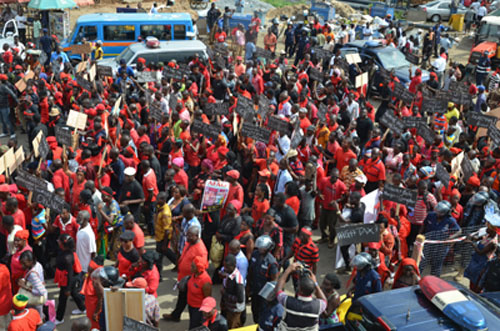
left=174, top=169, right=189, bottom=191
left=0, top=264, right=11, bottom=315
left=7, top=308, right=42, bottom=331
left=142, top=170, right=159, bottom=202
left=142, top=266, right=160, bottom=297
left=54, top=269, right=68, bottom=287
left=81, top=274, right=100, bottom=329
left=318, top=177, right=347, bottom=210
left=131, top=223, right=145, bottom=250
left=53, top=168, right=71, bottom=202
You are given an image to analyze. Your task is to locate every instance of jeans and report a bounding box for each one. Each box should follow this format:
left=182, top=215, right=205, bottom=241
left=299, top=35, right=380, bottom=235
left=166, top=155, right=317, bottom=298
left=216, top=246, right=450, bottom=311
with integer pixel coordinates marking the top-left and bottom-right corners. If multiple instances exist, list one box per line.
left=143, top=201, right=156, bottom=236
left=188, top=305, right=204, bottom=329
left=56, top=281, right=86, bottom=321
left=170, top=287, right=187, bottom=319
left=0, top=107, right=14, bottom=135
left=155, top=241, right=177, bottom=275
left=319, top=208, right=338, bottom=242
left=476, top=73, right=487, bottom=87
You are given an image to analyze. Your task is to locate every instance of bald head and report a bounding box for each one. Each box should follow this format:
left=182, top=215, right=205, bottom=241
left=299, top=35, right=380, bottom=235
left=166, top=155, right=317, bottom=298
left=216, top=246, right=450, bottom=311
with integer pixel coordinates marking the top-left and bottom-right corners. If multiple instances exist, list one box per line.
left=229, top=239, right=241, bottom=255
left=71, top=317, right=92, bottom=331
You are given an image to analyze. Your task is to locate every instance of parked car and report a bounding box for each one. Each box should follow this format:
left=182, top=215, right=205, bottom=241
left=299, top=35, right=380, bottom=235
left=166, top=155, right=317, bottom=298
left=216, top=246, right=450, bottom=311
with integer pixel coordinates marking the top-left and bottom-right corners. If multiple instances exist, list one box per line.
left=342, top=40, right=429, bottom=89
left=420, top=0, right=468, bottom=22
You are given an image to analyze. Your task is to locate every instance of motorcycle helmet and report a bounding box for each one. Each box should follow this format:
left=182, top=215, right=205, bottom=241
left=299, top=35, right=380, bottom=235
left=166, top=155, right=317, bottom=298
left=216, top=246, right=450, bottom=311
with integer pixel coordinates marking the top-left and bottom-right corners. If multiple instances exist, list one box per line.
left=470, top=191, right=489, bottom=206
left=435, top=200, right=452, bottom=217
left=255, top=235, right=274, bottom=251
left=352, top=252, right=373, bottom=270
left=99, top=266, right=125, bottom=288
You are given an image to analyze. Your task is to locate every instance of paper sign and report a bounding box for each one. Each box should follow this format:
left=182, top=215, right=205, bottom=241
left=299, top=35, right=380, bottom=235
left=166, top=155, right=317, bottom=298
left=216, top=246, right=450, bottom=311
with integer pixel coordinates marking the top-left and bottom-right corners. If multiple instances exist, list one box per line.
left=355, top=72, right=369, bottom=88
left=67, top=110, right=88, bottom=130
left=89, top=64, right=96, bottom=82
left=200, top=180, right=230, bottom=212
left=112, top=96, right=122, bottom=117
left=336, top=223, right=380, bottom=246
left=70, top=43, right=92, bottom=54
left=76, top=61, right=87, bottom=74
left=15, top=70, right=35, bottom=92
left=14, top=147, right=24, bottom=171
left=4, top=147, right=15, bottom=173
left=345, top=53, right=362, bottom=64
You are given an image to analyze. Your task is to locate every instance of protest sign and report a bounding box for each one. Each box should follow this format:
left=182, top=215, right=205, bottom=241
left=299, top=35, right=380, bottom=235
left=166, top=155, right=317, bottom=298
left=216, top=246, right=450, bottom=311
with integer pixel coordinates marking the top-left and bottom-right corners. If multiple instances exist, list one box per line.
left=267, top=116, right=292, bottom=136
left=461, top=155, right=475, bottom=181
left=13, top=147, right=24, bottom=171
left=205, top=102, right=229, bottom=116
left=382, top=183, right=417, bottom=207
left=255, top=47, right=272, bottom=59
left=163, top=67, right=183, bottom=80
left=136, top=71, right=159, bottom=83
left=421, top=97, right=447, bottom=114
left=70, top=43, right=92, bottom=54
left=15, top=70, right=35, bottom=92
left=379, top=111, right=405, bottom=135
left=406, top=53, right=420, bottom=65
left=488, top=124, right=500, bottom=147
left=290, top=129, right=304, bottom=149
left=379, top=68, right=391, bottom=83
left=97, top=65, right=113, bottom=77
left=4, top=148, right=14, bottom=174
left=89, top=64, right=97, bottom=82
left=123, top=317, right=158, bottom=331
left=236, top=96, right=255, bottom=121
left=477, top=107, right=500, bottom=137
left=32, top=187, right=65, bottom=213
left=336, top=58, right=349, bottom=73
left=76, top=60, right=87, bottom=74
left=67, top=110, right=88, bottom=130
left=345, top=53, right=361, bottom=64
left=241, top=123, right=271, bottom=143
left=309, top=68, right=323, bottom=82
left=336, top=223, right=380, bottom=246
left=417, top=123, right=436, bottom=144
left=312, top=47, right=332, bottom=61
left=213, top=43, right=229, bottom=56
left=200, top=180, right=230, bottom=212
left=258, top=95, right=271, bottom=119
left=76, top=76, right=93, bottom=92
left=317, top=103, right=328, bottom=122
left=435, top=163, right=450, bottom=188
left=33, top=131, right=49, bottom=159
left=149, top=103, right=163, bottom=122
left=55, top=126, right=74, bottom=146
left=467, top=112, right=498, bottom=128
left=15, top=169, right=49, bottom=191
left=402, top=116, right=425, bottom=129
left=355, top=72, right=369, bottom=88
left=392, top=82, right=414, bottom=104
left=190, top=120, right=220, bottom=140
left=169, top=95, right=178, bottom=112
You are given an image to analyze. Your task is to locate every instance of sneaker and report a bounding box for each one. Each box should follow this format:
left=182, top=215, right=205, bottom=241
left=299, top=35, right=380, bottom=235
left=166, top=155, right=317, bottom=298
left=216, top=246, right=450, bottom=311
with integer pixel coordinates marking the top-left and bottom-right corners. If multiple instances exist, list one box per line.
left=72, top=308, right=86, bottom=315
left=162, top=313, right=180, bottom=322
left=55, top=319, right=64, bottom=325
left=9, top=134, right=15, bottom=139
left=0, top=133, right=7, bottom=138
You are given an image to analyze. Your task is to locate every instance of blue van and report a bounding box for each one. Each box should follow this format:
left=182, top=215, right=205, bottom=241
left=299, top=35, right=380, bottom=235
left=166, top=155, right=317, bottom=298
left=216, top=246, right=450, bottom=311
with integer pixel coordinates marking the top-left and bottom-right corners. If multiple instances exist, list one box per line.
left=62, top=13, right=195, bottom=60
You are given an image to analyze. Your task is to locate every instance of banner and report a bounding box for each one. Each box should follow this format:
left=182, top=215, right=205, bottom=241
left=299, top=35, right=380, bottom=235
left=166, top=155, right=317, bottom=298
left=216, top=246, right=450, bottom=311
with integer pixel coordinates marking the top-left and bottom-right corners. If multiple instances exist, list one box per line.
left=200, top=180, right=230, bottom=212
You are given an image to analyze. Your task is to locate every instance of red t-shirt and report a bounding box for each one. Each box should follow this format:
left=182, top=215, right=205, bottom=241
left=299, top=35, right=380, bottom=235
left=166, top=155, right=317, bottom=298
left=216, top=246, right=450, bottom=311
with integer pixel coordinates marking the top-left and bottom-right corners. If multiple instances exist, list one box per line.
left=174, top=170, right=189, bottom=191
left=252, top=198, right=270, bottom=223
left=335, top=148, right=356, bottom=171
left=53, top=215, right=79, bottom=241
left=132, top=223, right=145, bottom=250
left=285, top=196, right=300, bottom=215
left=187, top=270, right=212, bottom=308
left=142, top=169, right=159, bottom=202
left=319, top=177, right=347, bottom=210
left=8, top=308, right=41, bottom=331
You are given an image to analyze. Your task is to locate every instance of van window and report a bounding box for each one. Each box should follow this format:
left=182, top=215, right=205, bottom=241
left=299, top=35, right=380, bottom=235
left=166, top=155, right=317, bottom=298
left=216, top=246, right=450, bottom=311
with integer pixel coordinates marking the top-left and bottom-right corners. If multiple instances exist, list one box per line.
left=140, top=24, right=172, bottom=40
left=74, top=25, right=97, bottom=43
left=173, top=25, right=186, bottom=39
left=103, top=25, right=136, bottom=41
left=157, top=51, right=199, bottom=64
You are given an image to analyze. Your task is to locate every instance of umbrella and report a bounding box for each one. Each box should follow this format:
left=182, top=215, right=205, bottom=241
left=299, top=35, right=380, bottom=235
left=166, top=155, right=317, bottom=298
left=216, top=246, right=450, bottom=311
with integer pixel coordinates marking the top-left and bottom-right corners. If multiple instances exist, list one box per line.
left=28, top=0, right=76, bottom=10
left=74, top=0, right=93, bottom=6
left=0, top=0, right=30, bottom=3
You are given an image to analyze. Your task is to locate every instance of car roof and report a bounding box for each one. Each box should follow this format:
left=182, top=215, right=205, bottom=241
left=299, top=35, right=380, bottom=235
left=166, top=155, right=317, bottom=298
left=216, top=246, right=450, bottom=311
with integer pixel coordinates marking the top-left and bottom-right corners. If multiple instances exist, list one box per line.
left=482, top=15, right=500, bottom=25
left=128, top=40, right=207, bottom=54
left=357, top=283, right=500, bottom=330
left=76, top=13, right=192, bottom=24
left=344, top=40, right=391, bottom=54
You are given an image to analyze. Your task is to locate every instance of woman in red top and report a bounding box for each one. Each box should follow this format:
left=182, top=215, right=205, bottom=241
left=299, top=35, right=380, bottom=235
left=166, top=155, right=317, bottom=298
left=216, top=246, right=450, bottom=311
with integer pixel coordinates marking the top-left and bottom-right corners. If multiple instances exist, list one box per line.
left=187, top=256, right=212, bottom=329
left=247, top=183, right=270, bottom=224
left=285, top=181, right=300, bottom=216
left=116, top=230, right=140, bottom=279
left=450, top=189, right=464, bottom=225
left=10, top=230, right=32, bottom=293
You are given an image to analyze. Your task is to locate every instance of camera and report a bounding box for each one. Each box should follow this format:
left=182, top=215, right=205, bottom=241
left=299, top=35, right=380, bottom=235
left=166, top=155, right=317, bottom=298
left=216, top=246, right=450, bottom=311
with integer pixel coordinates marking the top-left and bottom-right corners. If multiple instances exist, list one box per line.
left=296, top=261, right=312, bottom=277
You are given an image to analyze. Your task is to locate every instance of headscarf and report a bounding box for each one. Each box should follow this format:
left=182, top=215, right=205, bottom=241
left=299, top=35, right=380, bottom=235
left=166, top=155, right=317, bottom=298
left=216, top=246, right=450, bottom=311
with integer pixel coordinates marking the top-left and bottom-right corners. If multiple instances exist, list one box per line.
left=229, top=200, right=242, bottom=214
left=393, top=258, right=420, bottom=289
left=193, top=256, right=207, bottom=274
left=201, top=158, right=214, bottom=173
left=14, top=230, right=29, bottom=240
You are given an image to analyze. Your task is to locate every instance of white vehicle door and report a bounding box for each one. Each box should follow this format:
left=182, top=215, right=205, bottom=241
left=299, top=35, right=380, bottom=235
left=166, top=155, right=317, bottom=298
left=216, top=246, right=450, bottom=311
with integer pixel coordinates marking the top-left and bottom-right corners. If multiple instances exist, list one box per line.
left=2, top=19, right=18, bottom=40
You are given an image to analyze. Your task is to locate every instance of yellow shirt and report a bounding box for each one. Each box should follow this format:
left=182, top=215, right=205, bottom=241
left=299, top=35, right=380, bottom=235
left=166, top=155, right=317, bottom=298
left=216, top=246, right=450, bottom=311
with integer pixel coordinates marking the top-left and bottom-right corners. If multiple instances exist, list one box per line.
left=445, top=108, right=460, bottom=122
left=94, top=46, right=104, bottom=61
left=317, top=126, right=330, bottom=149
left=154, top=203, right=172, bottom=242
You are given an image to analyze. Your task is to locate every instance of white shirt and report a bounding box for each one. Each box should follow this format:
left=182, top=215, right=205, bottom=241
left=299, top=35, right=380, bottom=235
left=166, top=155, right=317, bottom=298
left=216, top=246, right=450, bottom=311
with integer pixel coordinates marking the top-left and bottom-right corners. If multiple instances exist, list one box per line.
left=15, top=14, right=26, bottom=29
left=7, top=225, right=22, bottom=255
left=470, top=2, right=480, bottom=14
left=347, top=100, right=360, bottom=120
left=274, top=169, right=293, bottom=193
left=432, top=56, right=446, bottom=73
left=76, top=223, right=96, bottom=273
left=363, top=26, right=372, bottom=40
left=276, top=134, right=290, bottom=162
left=348, top=28, right=356, bottom=41
left=478, top=5, right=487, bottom=16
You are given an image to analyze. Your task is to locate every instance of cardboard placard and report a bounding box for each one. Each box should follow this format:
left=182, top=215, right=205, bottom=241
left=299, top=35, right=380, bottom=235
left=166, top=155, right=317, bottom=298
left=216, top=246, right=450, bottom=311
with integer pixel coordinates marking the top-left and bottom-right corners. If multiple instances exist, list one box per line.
left=32, top=131, right=49, bottom=159
left=379, top=111, right=405, bottom=135
left=406, top=53, right=419, bottom=65
left=89, top=64, right=96, bottom=82
left=4, top=148, right=15, bottom=174
left=382, top=183, right=417, bottom=207
left=477, top=107, right=500, bottom=137
left=236, top=96, right=254, bottom=121
left=290, top=128, right=304, bottom=149
left=402, top=116, right=425, bottom=129
left=392, top=82, right=414, bottom=104
left=149, top=103, right=163, bottom=122
left=317, top=103, right=328, bottom=122
left=240, top=123, right=270, bottom=143
left=421, top=97, right=447, bottom=114
left=255, top=47, right=272, bottom=59
left=163, top=67, right=184, bottom=81
left=123, top=317, right=158, bottom=331
left=15, top=70, right=35, bottom=92
left=70, top=43, right=92, bottom=54
left=15, top=169, right=49, bottom=191
left=355, top=72, right=369, bottom=88
left=13, top=147, right=24, bottom=171
left=205, top=102, right=229, bottom=116
left=76, top=76, right=93, bottom=91
left=67, top=110, right=88, bottom=130
left=417, top=123, right=436, bottom=145
left=308, top=68, right=323, bottom=82
left=336, top=223, right=380, bottom=246
left=435, top=163, right=450, bottom=188
left=32, top=186, right=65, bottom=213
left=54, top=126, right=73, bottom=146
left=104, top=288, right=145, bottom=331
left=312, top=47, right=333, bottom=61
left=461, top=155, right=475, bottom=181
left=136, top=71, right=159, bottom=83
left=212, top=43, right=229, bottom=56
left=76, top=60, right=87, bottom=74
left=488, top=124, right=500, bottom=147
left=97, top=65, right=114, bottom=77
left=258, top=95, right=271, bottom=119
left=267, top=116, right=292, bottom=136
left=345, top=53, right=362, bottom=64
left=468, top=112, right=498, bottom=128
left=190, top=119, right=220, bottom=140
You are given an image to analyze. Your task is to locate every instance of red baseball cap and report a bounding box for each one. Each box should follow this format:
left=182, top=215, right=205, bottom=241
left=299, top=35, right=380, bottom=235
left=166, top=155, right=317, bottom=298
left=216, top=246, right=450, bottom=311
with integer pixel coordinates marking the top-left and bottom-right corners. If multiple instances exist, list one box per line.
left=199, top=297, right=216, bottom=313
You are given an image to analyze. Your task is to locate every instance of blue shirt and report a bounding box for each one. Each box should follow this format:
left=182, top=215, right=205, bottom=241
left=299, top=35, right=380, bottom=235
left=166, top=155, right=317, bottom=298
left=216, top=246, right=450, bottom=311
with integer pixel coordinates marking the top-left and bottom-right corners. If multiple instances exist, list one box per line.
left=353, top=268, right=382, bottom=300
left=50, top=51, right=69, bottom=64
left=118, top=66, right=135, bottom=77
left=423, top=212, right=460, bottom=239
left=475, top=93, right=486, bottom=112
left=235, top=250, right=248, bottom=283
left=179, top=216, right=201, bottom=253
left=245, top=42, right=256, bottom=61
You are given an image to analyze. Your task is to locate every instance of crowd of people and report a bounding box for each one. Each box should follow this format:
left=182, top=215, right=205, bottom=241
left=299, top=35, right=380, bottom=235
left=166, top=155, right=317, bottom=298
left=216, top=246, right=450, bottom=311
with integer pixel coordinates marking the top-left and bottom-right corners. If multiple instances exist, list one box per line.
left=0, top=1, right=499, bottom=331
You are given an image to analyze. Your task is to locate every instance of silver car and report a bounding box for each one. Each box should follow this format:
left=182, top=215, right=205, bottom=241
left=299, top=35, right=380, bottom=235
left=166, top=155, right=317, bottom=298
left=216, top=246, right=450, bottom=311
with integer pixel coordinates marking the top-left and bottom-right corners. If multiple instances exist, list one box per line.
left=420, top=0, right=467, bottom=22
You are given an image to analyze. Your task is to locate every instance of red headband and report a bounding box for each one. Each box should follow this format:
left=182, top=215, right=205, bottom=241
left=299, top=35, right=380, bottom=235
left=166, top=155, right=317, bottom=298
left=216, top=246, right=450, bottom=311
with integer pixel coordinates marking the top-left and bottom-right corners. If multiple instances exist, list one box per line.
left=301, top=228, right=312, bottom=236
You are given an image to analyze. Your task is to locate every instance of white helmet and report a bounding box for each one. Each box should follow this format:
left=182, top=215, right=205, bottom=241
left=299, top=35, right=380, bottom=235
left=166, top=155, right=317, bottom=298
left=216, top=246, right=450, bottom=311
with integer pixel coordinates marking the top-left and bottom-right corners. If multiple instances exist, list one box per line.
left=255, top=235, right=274, bottom=251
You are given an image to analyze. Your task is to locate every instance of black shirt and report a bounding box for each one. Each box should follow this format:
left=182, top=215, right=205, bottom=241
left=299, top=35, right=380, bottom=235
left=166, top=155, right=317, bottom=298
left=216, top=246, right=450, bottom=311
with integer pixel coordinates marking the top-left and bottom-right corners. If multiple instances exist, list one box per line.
left=275, top=205, right=298, bottom=248
left=356, top=117, right=373, bottom=146
left=119, top=180, right=145, bottom=216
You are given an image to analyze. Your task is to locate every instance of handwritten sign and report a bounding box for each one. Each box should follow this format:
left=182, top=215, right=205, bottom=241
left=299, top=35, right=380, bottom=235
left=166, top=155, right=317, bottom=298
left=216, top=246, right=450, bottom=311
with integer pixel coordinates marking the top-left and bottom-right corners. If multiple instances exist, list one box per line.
left=309, top=68, right=323, bottom=82
left=190, top=120, right=220, bottom=140
left=488, top=124, right=500, bottom=147
left=76, top=76, right=93, bottom=91
left=417, top=123, right=436, bottom=145
left=255, top=47, right=272, bottom=59
left=312, top=47, right=333, bottom=61
left=468, top=112, right=498, bottom=128
left=355, top=72, right=369, bottom=88
left=258, top=95, right=271, bottom=119
left=32, top=186, right=66, bottom=213
left=241, top=123, right=271, bottom=143
left=336, top=223, right=380, bottom=246
left=267, top=116, right=292, bottom=136
left=461, top=155, right=475, bottom=181
left=379, top=110, right=405, bottom=135
left=15, top=169, right=49, bottom=191
left=402, top=116, right=425, bottom=129
left=13, top=147, right=24, bottom=171
left=290, top=129, right=304, bottom=149
left=382, top=183, right=417, bottom=207
left=345, top=53, right=362, bottom=64
left=54, top=126, right=73, bottom=146
left=392, top=82, right=414, bottom=104
left=212, top=44, right=229, bottom=56
left=67, top=110, right=88, bottom=130
left=15, top=70, right=34, bottom=92
left=70, top=43, right=92, bottom=54
left=406, top=53, right=419, bottom=65
left=163, top=67, right=184, bottom=81
left=236, top=96, right=254, bottom=121
left=97, top=65, right=113, bottom=77
left=421, top=97, right=447, bottom=114
left=436, top=163, right=450, bottom=188
left=32, top=131, right=49, bottom=159
left=136, top=71, right=159, bottom=83
left=123, top=317, right=158, bottom=331
left=205, top=102, right=229, bottom=116
left=317, top=103, right=328, bottom=122
left=4, top=148, right=14, bottom=174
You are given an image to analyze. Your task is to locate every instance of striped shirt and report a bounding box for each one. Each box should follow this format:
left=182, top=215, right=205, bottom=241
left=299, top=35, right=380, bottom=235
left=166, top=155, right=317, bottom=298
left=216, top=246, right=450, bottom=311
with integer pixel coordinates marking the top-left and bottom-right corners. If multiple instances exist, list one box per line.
left=25, top=262, right=47, bottom=299
left=291, top=237, right=319, bottom=269
left=31, top=209, right=46, bottom=240
left=144, top=293, right=160, bottom=326
left=408, top=192, right=437, bottom=225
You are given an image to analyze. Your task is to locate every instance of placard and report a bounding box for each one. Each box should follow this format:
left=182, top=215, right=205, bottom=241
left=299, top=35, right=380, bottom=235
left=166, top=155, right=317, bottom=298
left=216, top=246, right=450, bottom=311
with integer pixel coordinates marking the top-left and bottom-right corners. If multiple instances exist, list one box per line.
left=15, top=70, right=35, bottom=92
left=355, top=72, right=369, bottom=88
left=417, top=123, right=435, bottom=144
left=13, top=147, right=24, bottom=171
left=32, top=131, right=49, bottom=159
left=312, top=47, right=333, bottom=61
left=309, top=68, right=323, bottom=82
left=149, top=103, right=162, bottom=122
left=123, top=317, right=158, bottom=331
left=169, top=95, right=178, bottom=112
left=89, top=64, right=96, bottom=82
left=379, top=68, right=391, bottom=83
left=32, top=186, right=65, bottom=213
left=258, top=95, right=271, bottom=119
left=461, top=155, right=475, bottom=181
left=67, top=110, right=88, bottom=130
left=336, top=223, right=380, bottom=246
left=392, top=82, right=414, bottom=104
left=97, top=65, right=113, bottom=77
left=205, top=102, right=229, bottom=116
left=290, top=128, right=304, bottom=149
left=488, top=124, right=500, bottom=147
left=104, top=288, right=145, bottom=331
left=212, top=43, right=229, bottom=56
left=317, top=103, right=328, bottom=122
left=379, top=111, right=405, bottom=135
left=70, top=43, right=92, bottom=54
left=255, top=47, right=272, bottom=59
left=15, top=169, right=49, bottom=191
left=435, top=163, right=450, bottom=188
left=76, top=60, right=87, bottom=74
left=163, top=67, right=183, bottom=81
left=241, top=122, right=271, bottom=143
left=468, top=112, right=498, bottom=128
left=54, top=126, right=73, bottom=146
left=402, top=116, right=425, bottom=129
left=382, top=183, right=417, bottom=207
left=200, top=180, right=230, bottom=212
left=267, top=116, right=292, bottom=136
left=190, top=119, right=220, bottom=140
left=76, top=76, right=92, bottom=91
left=136, top=71, right=159, bottom=83
left=406, top=53, right=419, bottom=65
left=421, top=97, right=447, bottom=114
left=4, top=148, right=14, bottom=174
left=236, top=96, right=254, bottom=121
left=345, top=53, right=362, bottom=64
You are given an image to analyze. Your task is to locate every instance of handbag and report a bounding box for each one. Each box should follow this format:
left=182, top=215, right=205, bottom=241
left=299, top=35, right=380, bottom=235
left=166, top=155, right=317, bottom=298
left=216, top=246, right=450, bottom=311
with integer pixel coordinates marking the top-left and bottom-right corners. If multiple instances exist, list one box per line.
left=178, top=275, right=191, bottom=292
left=209, top=235, right=224, bottom=269
left=18, top=270, right=46, bottom=306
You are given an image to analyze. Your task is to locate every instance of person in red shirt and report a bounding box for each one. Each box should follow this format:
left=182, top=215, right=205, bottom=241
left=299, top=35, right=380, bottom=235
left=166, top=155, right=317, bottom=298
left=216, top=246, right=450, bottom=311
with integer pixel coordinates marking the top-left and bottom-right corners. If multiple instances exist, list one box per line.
left=334, top=137, right=357, bottom=171
left=222, top=170, right=244, bottom=218
left=52, top=159, right=70, bottom=202
left=172, top=157, right=189, bottom=191
left=124, top=214, right=145, bottom=255
left=71, top=167, right=87, bottom=212
left=141, top=160, right=158, bottom=236
left=129, top=251, right=160, bottom=297
left=7, top=294, right=42, bottom=331
left=51, top=206, right=79, bottom=241
left=318, top=168, right=347, bottom=248
left=408, top=68, right=422, bottom=94
left=0, top=263, right=11, bottom=329
left=362, top=148, right=386, bottom=193
left=4, top=197, right=25, bottom=229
